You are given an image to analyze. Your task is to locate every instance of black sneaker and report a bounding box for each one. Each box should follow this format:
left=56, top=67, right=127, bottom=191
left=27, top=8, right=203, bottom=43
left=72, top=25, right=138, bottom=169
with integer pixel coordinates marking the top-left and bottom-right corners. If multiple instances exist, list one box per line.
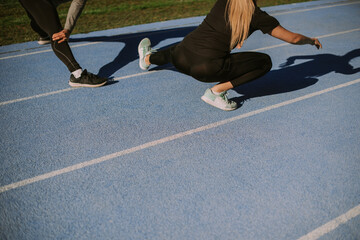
left=69, top=69, right=107, bottom=87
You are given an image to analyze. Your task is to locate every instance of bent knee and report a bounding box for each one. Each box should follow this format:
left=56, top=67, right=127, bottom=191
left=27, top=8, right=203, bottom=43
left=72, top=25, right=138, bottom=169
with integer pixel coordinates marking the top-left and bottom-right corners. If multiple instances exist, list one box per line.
left=261, top=54, right=272, bottom=72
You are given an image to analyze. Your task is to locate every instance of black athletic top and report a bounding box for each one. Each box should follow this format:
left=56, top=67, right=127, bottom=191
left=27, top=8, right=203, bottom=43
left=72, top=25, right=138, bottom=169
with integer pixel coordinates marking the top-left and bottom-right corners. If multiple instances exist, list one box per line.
left=181, top=0, right=280, bottom=58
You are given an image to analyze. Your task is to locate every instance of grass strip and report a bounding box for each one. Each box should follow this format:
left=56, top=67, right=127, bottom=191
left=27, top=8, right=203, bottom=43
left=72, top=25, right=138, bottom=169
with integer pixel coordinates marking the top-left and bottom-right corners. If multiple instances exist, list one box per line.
left=0, top=0, right=313, bottom=46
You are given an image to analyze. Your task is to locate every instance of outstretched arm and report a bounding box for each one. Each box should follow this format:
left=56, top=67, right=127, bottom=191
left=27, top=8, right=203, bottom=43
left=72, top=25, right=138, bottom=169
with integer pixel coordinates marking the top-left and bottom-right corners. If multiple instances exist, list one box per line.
left=270, top=25, right=322, bottom=49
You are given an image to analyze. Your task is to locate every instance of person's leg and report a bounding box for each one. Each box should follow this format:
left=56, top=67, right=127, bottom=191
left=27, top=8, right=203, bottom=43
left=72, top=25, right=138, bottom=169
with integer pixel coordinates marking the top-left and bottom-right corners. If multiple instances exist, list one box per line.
left=151, top=43, right=238, bottom=111
left=19, top=0, right=80, bottom=72
left=140, top=40, right=237, bottom=110
left=208, top=52, right=272, bottom=95
left=19, top=0, right=106, bottom=87
left=139, top=38, right=210, bottom=76
left=138, top=39, right=269, bottom=110
left=138, top=37, right=177, bottom=70
left=29, top=12, right=51, bottom=45
left=23, top=8, right=49, bottom=41
left=202, top=52, right=272, bottom=110
left=212, top=52, right=272, bottom=91
left=211, top=81, right=234, bottom=93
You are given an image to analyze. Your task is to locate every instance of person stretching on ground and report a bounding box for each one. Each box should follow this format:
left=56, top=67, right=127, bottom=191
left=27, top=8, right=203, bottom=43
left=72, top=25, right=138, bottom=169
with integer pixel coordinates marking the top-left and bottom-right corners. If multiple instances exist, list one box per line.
left=138, top=0, right=322, bottom=111
left=19, top=0, right=107, bottom=87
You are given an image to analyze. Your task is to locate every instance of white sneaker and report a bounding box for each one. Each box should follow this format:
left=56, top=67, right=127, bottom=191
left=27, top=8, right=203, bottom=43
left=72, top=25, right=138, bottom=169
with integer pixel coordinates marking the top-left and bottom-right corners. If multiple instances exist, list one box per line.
left=138, top=38, right=152, bottom=70
left=201, top=88, right=237, bottom=111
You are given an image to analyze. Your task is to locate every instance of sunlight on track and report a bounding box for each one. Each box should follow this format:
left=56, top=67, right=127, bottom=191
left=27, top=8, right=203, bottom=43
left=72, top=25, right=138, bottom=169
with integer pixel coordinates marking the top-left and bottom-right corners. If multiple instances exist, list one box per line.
left=1, top=78, right=359, bottom=194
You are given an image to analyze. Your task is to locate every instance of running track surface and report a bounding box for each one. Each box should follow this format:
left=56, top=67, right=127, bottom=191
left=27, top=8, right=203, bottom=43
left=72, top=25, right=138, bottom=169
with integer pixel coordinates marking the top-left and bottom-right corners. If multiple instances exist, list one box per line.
left=0, top=0, right=359, bottom=239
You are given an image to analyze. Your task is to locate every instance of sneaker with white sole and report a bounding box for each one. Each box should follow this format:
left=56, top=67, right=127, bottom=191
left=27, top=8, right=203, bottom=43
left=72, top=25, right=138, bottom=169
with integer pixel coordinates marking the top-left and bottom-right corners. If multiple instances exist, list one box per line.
left=69, top=69, right=107, bottom=88
left=38, top=36, right=51, bottom=45
left=201, top=88, right=237, bottom=111
left=138, top=38, right=153, bottom=70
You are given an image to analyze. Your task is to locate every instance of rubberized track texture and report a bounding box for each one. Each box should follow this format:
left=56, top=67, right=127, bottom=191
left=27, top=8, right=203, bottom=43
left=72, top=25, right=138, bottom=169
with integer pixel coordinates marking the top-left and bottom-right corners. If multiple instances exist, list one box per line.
left=0, top=0, right=360, bottom=239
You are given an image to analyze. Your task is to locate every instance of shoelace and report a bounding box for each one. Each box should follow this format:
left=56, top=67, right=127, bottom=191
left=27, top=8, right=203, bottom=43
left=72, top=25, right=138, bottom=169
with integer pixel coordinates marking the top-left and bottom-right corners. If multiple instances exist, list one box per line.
left=219, top=91, right=231, bottom=103
left=146, top=48, right=157, bottom=56
left=84, top=70, right=104, bottom=82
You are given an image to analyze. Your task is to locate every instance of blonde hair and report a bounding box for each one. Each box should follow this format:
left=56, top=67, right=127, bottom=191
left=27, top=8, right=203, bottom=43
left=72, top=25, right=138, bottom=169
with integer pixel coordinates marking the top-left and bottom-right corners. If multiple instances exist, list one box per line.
left=226, top=0, right=255, bottom=49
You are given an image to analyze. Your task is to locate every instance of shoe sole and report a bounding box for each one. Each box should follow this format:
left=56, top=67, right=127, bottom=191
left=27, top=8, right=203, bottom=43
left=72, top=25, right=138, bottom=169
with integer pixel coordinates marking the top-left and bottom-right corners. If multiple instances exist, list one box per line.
left=201, top=96, right=237, bottom=111
left=37, top=41, right=51, bottom=45
left=68, top=81, right=107, bottom=88
left=138, top=38, right=150, bottom=70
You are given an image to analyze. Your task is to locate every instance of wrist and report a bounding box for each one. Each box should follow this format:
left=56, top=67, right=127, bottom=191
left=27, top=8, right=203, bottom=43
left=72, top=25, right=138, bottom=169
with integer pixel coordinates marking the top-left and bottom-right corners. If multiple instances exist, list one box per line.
left=309, top=38, right=317, bottom=45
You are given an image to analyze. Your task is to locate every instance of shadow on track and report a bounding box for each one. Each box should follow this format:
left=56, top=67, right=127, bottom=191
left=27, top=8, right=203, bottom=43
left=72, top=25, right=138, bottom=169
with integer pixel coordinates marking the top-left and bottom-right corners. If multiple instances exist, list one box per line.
left=71, top=26, right=360, bottom=109
left=232, top=48, right=360, bottom=104
left=70, top=26, right=197, bottom=78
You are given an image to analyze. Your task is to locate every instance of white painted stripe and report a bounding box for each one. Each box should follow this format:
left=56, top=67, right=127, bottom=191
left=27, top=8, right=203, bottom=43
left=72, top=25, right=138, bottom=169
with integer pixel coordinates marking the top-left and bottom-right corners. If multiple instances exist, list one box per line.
left=0, top=88, right=75, bottom=106
left=1, top=78, right=359, bottom=194
left=1, top=28, right=358, bottom=107
left=0, top=49, right=52, bottom=60
left=252, top=28, right=360, bottom=51
left=252, top=43, right=289, bottom=52
left=297, top=204, right=360, bottom=240
left=273, top=1, right=360, bottom=16
left=314, top=28, right=360, bottom=39
left=0, top=42, right=101, bottom=60
left=0, top=71, right=161, bottom=106
left=113, top=69, right=163, bottom=81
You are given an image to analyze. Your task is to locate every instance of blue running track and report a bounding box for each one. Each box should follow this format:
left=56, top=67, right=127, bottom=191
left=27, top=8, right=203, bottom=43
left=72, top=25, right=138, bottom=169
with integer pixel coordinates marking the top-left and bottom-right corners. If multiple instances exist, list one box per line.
left=1, top=0, right=360, bottom=239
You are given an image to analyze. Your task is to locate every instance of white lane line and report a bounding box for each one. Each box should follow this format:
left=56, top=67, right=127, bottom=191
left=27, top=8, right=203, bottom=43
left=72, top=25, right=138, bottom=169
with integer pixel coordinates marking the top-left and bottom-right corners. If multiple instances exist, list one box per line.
left=113, top=69, right=163, bottom=81
left=1, top=27, right=359, bottom=107
left=297, top=204, right=360, bottom=240
left=0, top=71, right=161, bottom=106
left=1, top=78, right=359, bottom=194
left=314, top=28, right=360, bottom=39
left=0, top=42, right=101, bottom=60
left=272, top=1, right=360, bottom=16
left=0, top=48, right=52, bottom=60
left=252, top=28, right=360, bottom=51
left=0, top=88, right=76, bottom=106
left=1, top=0, right=359, bottom=61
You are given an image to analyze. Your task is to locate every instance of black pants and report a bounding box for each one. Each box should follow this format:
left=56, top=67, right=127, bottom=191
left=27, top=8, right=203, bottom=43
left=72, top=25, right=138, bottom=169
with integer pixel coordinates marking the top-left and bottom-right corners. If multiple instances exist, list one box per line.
left=150, top=43, right=272, bottom=88
left=19, top=0, right=81, bottom=72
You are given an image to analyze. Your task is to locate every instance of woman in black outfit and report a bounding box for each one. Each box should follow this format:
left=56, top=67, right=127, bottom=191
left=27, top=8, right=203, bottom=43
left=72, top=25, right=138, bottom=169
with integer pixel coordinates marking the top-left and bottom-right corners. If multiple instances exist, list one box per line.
left=19, top=0, right=107, bottom=87
left=138, top=0, right=322, bottom=111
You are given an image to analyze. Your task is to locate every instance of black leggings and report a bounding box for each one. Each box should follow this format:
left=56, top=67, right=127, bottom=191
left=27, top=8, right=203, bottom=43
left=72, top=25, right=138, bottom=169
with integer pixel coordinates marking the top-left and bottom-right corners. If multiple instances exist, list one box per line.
left=19, top=0, right=81, bottom=72
left=150, top=44, right=272, bottom=88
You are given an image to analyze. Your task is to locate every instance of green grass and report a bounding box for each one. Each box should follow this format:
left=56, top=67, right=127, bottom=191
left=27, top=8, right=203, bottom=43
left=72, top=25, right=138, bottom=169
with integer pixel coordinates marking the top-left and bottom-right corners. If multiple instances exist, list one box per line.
left=0, top=0, right=313, bottom=46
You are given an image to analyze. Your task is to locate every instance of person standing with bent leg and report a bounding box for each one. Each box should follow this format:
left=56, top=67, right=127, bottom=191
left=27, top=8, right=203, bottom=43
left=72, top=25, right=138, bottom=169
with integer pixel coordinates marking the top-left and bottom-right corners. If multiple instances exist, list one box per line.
left=138, top=0, right=322, bottom=111
left=25, top=0, right=87, bottom=45
left=19, top=0, right=107, bottom=87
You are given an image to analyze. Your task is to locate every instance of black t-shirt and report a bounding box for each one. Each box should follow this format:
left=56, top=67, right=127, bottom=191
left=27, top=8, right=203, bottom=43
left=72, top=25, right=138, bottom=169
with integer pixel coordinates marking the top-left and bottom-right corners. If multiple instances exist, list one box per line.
left=181, top=0, right=280, bottom=58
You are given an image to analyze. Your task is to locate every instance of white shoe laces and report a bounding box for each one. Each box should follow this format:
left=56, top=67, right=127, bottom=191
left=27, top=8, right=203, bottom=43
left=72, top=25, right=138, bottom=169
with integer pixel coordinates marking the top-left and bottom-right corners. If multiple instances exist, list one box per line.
left=146, top=48, right=157, bottom=56
left=219, top=91, right=231, bottom=103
